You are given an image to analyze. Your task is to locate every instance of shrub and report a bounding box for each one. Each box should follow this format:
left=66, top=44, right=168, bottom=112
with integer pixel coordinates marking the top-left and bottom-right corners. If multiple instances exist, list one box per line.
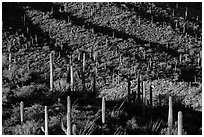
left=11, top=120, right=40, bottom=135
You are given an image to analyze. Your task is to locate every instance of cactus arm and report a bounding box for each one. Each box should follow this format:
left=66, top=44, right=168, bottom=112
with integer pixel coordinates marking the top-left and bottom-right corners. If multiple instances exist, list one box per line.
left=41, top=126, right=45, bottom=133
left=60, top=119, right=67, bottom=134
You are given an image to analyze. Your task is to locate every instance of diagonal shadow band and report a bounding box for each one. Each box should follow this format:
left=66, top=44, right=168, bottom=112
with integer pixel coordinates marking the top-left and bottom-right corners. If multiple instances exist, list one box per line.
left=28, top=2, right=180, bottom=58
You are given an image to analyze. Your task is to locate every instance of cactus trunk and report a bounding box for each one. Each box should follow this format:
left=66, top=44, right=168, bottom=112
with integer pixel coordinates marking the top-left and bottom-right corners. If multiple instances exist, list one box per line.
left=45, top=106, right=48, bottom=135
left=70, top=63, right=74, bottom=91
left=50, top=52, right=53, bottom=91
left=137, top=74, right=141, bottom=103
left=168, top=96, right=173, bottom=134
left=20, top=101, right=24, bottom=125
left=102, top=97, right=105, bottom=124
left=143, top=81, right=146, bottom=104
left=150, top=83, right=153, bottom=107
left=82, top=52, right=86, bottom=91
left=127, top=69, right=131, bottom=102
left=67, top=96, right=71, bottom=135
left=8, top=52, right=12, bottom=71
left=178, top=111, right=183, bottom=135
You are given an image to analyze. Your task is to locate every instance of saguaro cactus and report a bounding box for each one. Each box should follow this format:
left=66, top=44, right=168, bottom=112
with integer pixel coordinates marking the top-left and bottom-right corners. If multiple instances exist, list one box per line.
left=179, top=54, right=182, bottom=64
left=142, top=81, right=146, bottom=115
left=8, top=50, right=12, bottom=71
left=67, top=96, right=71, bottom=135
left=127, top=71, right=131, bottom=102
left=102, top=97, right=105, bottom=124
left=137, top=74, right=141, bottom=103
left=168, top=96, right=173, bottom=134
left=143, top=81, right=146, bottom=104
left=178, top=111, right=183, bottom=135
left=149, top=82, right=153, bottom=107
left=69, top=56, right=74, bottom=91
left=77, top=52, right=90, bottom=92
left=50, top=51, right=54, bottom=91
left=185, top=7, right=188, bottom=19
left=20, top=101, right=24, bottom=125
left=45, top=106, right=48, bottom=135
left=61, top=96, right=71, bottom=135
left=92, top=51, right=98, bottom=93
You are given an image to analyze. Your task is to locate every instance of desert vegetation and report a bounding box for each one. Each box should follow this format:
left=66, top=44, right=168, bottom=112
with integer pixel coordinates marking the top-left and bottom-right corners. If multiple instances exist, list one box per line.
left=2, top=2, right=202, bottom=135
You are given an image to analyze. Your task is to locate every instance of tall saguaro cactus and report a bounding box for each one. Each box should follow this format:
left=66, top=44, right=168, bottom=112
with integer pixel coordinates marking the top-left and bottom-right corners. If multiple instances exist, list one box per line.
left=178, top=111, right=183, bottom=135
left=142, top=81, right=146, bottom=115
left=50, top=51, right=54, bottom=91
left=44, top=106, right=48, bottom=135
left=61, top=96, right=72, bottom=135
left=149, top=82, right=153, bottom=107
left=137, top=73, right=141, bottom=103
left=102, top=97, right=105, bottom=124
left=69, top=56, right=74, bottom=91
left=92, top=50, right=98, bottom=93
left=20, top=101, right=24, bottom=125
left=143, top=81, right=146, bottom=104
left=77, top=52, right=90, bottom=92
left=67, top=96, right=71, bottom=135
left=168, top=96, right=173, bottom=134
